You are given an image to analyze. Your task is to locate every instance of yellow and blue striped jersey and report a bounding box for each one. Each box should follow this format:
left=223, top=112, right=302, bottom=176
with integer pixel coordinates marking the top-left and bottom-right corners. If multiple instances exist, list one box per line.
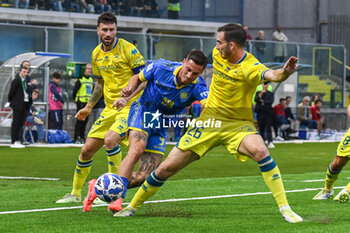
left=204, top=47, right=269, bottom=121
left=91, top=38, right=145, bottom=109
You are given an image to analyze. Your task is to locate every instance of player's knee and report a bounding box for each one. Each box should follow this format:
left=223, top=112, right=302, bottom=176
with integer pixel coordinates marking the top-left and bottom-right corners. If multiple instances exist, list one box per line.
left=253, top=144, right=269, bottom=161
left=80, top=145, right=94, bottom=160
left=156, top=164, right=175, bottom=179
left=331, top=156, right=347, bottom=171
left=104, top=135, right=118, bottom=149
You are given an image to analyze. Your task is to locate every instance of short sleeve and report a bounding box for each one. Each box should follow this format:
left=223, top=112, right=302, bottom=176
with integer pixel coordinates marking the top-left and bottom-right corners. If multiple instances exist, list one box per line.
left=242, top=61, right=269, bottom=86
left=91, top=50, right=102, bottom=79
left=127, top=45, right=145, bottom=73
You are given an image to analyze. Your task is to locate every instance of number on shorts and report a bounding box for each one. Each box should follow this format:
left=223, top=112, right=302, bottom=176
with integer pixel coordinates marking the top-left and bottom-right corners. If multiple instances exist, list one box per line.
left=343, top=136, right=350, bottom=145
left=187, top=126, right=203, bottom=139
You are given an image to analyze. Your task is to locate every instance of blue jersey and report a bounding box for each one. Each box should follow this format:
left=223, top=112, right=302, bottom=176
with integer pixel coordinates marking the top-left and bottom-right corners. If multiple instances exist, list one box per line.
left=138, top=59, right=208, bottom=115
left=128, top=59, right=209, bottom=155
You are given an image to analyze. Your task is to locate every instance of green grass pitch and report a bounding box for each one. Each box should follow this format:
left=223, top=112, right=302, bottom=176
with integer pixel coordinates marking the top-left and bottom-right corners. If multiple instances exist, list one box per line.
left=1, top=142, right=350, bottom=232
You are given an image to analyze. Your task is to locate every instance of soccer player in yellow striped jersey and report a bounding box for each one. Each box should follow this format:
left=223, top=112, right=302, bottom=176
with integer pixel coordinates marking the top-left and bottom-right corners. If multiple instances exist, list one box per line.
left=115, top=23, right=303, bottom=223
left=313, top=104, right=350, bottom=202
left=56, top=12, right=145, bottom=213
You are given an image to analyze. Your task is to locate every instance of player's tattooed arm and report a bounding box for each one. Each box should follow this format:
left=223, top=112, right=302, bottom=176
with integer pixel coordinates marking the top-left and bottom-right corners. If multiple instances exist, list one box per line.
left=129, top=152, right=163, bottom=188
left=86, top=78, right=104, bottom=110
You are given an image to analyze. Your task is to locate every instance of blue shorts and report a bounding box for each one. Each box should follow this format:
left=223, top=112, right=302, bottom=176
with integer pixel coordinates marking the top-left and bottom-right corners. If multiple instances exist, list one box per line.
left=128, top=101, right=167, bottom=155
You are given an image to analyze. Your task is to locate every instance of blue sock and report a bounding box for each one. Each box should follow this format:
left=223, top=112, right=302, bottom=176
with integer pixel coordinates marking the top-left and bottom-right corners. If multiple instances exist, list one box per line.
left=120, top=176, right=129, bottom=199
left=258, top=155, right=277, bottom=172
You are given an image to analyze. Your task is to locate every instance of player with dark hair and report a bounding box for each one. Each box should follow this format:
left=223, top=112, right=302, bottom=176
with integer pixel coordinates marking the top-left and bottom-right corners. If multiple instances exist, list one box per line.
left=56, top=12, right=145, bottom=213
left=83, top=49, right=209, bottom=212
left=115, top=23, right=303, bottom=223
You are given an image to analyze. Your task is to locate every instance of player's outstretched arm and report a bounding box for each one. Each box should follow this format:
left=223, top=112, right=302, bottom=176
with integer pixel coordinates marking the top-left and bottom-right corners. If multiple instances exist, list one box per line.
left=114, top=81, right=147, bottom=111
left=264, top=56, right=298, bottom=83
left=75, top=78, right=104, bottom=121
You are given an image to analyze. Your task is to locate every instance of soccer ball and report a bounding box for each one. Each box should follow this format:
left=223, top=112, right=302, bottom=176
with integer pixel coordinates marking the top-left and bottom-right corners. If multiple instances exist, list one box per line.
left=94, top=173, right=124, bottom=202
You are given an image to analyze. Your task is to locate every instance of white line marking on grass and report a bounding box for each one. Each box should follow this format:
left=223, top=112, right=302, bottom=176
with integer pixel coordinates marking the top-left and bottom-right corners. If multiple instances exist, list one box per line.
left=0, top=176, right=60, bottom=181
left=0, top=186, right=344, bottom=215
left=301, top=179, right=325, bottom=182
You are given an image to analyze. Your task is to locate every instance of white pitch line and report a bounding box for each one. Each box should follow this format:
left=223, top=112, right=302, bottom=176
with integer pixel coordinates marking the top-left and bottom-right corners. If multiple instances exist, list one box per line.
left=301, top=179, right=325, bottom=182
left=0, top=176, right=60, bottom=181
left=0, top=186, right=344, bottom=215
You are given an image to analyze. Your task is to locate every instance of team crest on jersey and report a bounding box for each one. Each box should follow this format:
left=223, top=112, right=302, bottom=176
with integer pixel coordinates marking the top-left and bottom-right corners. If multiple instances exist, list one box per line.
left=182, top=136, right=192, bottom=146
left=104, top=56, right=109, bottom=61
left=131, top=49, right=138, bottom=55
left=180, top=91, right=189, bottom=101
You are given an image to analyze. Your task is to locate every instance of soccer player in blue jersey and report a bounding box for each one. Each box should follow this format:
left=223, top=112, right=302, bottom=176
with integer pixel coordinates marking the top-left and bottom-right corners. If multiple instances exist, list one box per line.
left=115, top=23, right=303, bottom=223
left=105, top=49, right=208, bottom=211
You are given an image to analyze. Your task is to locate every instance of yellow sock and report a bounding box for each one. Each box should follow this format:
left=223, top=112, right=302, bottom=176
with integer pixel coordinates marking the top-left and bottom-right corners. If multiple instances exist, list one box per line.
left=345, top=182, right=350, bottom=191
left=106, top=145, right=122, bottom=174
left=71, top=156, right=93, bottom=197
left=258, top=155, right=288, bottom=208
left=130, top=171, right=166, bottom=210
left=325, top=163, right=341, bottom=191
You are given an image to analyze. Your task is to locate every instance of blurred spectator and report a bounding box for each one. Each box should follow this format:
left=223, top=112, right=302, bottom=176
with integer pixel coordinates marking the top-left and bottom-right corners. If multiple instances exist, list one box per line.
left=168, top=0, right=180, bottom=19
left=142, top=0, right=159, bottom=17
left=285, top=96, right=295, bottom=125
left=132, top=0, right=144, bottom=16
left=8, top=66, right=31, bottom=148
left=242, top=24, right=252, bottom=40
left=311, top=99, right=324, bottom=139
left=298, top=96, right=317, bottom=130
left=94, top=0, right=111, bottom=14
left=311, top=94, right=321, bottom=106
left=52, top=0, right=63, bottom=11
left=254, top=83, right=275, bottom=148
left=15, top=0, right=29, bottom=9
left=120, top=0, right=133, bottom=16
left=254, top=30, right=266, bottom=62
left=26, top=89, right=46, bottom=143
left=49, top=72, right=64, bottom=130
left=73, top=64, right=93, bottom=144
left=272, top=26, right=288, bottom=62
left=146, top=29, right=160, bottom=60
left=273, top=98, right=291, bottom=139
left=242, top=24, right=252, bottom=51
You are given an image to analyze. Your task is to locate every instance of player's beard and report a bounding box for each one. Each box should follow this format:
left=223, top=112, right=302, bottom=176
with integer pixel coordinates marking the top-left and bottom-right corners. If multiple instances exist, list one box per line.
left=101, top=36, right=115, bottom=47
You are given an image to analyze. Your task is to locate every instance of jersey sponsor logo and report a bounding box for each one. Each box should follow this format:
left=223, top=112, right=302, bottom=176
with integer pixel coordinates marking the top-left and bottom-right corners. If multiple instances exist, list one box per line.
left=213, top=68, right=237, bottom=83
left=131, top=49, right=138, bottom=55
left=99, top=64, right=119, bottom=71
left=161, top=97, right=174, bottom=109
